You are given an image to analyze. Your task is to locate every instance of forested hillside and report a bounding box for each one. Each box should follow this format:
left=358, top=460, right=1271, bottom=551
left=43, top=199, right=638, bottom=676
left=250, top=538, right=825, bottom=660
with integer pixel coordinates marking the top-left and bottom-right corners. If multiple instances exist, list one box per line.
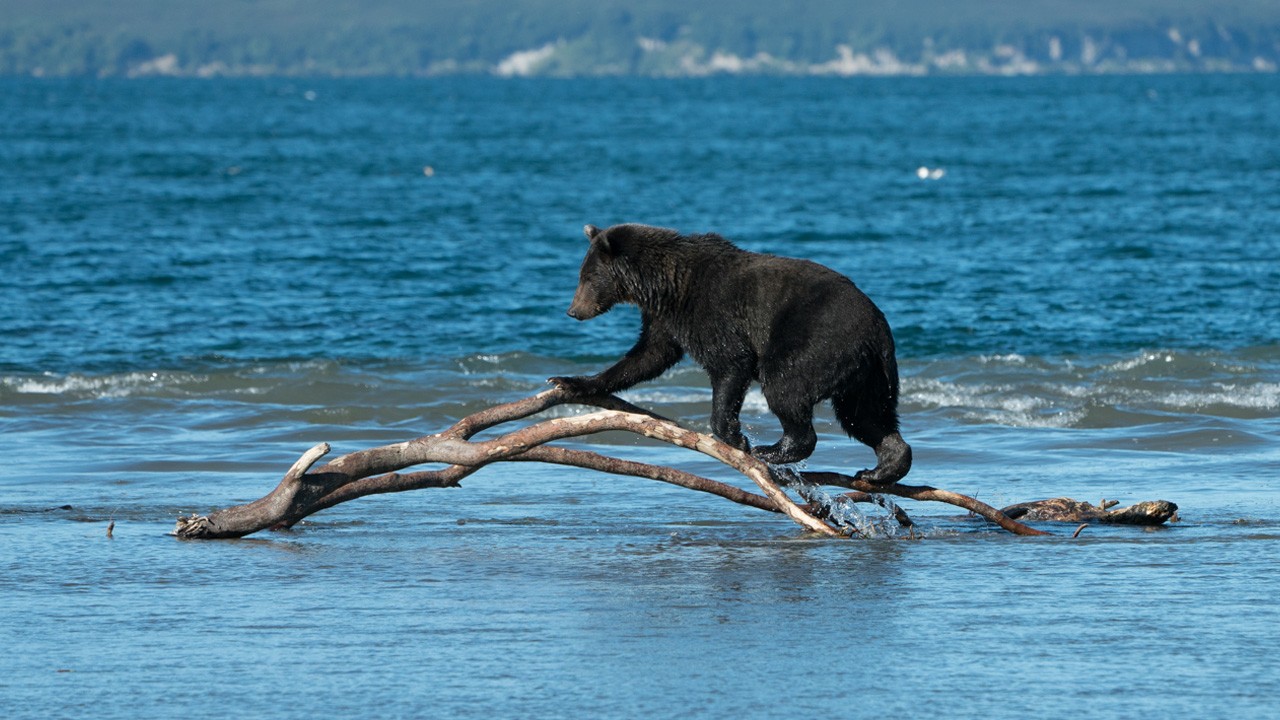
left=3, top=0, right=1277, bottom=76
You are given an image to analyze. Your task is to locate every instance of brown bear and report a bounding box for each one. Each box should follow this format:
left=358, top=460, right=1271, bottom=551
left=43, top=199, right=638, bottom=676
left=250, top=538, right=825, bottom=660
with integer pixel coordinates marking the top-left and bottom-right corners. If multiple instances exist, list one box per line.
left=550, top=223, right=911, bottom=485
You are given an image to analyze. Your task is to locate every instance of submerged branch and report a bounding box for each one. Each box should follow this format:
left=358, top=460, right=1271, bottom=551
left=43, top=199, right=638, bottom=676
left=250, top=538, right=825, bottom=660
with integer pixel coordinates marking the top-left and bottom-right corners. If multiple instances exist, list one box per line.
left=801, top=471, right=1051, bottom=537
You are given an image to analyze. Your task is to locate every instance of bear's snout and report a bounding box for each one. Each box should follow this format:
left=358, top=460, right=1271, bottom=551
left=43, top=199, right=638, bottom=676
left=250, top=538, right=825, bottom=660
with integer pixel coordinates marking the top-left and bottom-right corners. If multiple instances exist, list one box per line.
left=567, top=288, right=602, bottom=320
left=566, top=301, right=596, bottom=321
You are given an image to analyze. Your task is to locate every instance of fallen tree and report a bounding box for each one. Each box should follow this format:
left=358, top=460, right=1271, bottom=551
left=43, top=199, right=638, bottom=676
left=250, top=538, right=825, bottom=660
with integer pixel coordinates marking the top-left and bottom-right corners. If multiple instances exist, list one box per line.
left=174, top=387, right=1059, bottom=539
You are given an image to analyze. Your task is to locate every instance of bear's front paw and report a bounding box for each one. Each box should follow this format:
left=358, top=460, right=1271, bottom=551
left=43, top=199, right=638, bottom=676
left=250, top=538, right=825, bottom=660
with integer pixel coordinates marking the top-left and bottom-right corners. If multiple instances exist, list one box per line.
left=548, top=375, right=602, bottom=396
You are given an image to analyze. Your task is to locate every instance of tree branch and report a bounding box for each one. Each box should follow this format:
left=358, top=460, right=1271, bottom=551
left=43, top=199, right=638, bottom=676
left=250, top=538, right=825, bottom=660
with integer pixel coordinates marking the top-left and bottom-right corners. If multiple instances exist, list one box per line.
left=173, top=388, right=1051, bottom=540
left=801, top=471, right=1050, bottom=536
left=175, top=389, right=838, bottom=539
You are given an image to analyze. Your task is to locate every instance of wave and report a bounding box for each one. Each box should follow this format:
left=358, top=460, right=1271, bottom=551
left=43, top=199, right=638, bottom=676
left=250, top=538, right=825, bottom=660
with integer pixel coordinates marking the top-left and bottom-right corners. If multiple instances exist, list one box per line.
left=905, top=348, right=1280, bottom=429
left=1, top=360, right=339, bottom=401
left=3, top=348, right=1278, bottom=432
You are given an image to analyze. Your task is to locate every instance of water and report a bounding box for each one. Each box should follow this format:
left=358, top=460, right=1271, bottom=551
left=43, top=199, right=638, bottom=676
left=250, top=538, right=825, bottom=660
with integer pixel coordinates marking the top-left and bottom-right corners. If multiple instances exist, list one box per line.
left=2, top=75, right=1279, bottom=718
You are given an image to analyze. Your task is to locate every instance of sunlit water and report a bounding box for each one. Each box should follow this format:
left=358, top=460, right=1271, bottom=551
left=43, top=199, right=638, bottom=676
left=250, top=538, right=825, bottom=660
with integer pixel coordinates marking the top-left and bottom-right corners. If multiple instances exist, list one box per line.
left=2, top=75, right=1278, bottom=718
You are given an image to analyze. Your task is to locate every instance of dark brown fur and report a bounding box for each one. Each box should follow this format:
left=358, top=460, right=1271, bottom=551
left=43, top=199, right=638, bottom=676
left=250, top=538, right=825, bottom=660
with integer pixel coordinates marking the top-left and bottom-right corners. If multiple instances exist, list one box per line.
left=551, top=223, right=911, bottom=484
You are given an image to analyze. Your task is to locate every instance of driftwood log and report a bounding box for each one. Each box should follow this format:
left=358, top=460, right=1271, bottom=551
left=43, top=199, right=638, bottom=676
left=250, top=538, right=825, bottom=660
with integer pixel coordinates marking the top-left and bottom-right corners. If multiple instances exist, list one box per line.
left=1001, top=498, right=1179, bottom=525
left=174, top=387, right=1062, bottom=539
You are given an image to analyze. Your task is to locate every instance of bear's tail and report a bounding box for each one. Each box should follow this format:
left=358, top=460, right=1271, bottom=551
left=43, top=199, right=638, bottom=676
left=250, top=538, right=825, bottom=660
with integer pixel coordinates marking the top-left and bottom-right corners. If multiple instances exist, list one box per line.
left=831, top=349, right=912, bottom=486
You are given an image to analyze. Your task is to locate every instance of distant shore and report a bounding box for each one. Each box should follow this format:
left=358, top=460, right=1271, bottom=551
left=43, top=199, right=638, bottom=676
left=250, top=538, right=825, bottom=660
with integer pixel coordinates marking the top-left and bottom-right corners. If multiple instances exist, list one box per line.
left=6, top=24, right=1278, bottom=79
left=96, top=44, right=1280, bottom=79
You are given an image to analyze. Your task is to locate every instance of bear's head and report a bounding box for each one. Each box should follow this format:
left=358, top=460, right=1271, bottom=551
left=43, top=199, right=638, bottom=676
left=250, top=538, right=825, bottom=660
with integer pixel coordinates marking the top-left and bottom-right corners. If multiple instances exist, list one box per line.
left=566, top=224, right=630, bottom=321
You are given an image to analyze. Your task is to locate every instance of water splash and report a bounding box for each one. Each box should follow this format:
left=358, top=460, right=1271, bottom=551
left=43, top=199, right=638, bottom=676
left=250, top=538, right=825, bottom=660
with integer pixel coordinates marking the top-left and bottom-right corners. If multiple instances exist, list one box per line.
left=770, top=466, right=909, bottom=539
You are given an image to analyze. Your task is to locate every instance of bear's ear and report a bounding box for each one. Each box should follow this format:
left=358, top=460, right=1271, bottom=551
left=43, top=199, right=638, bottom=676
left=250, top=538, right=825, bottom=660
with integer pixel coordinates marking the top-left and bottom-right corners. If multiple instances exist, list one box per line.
left=584, top=224, right=613, bottom=255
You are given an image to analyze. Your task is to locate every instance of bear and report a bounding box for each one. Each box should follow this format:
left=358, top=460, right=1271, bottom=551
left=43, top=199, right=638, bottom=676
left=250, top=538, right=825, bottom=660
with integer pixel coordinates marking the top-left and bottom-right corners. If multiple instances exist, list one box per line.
left=549, top=223, right=912, bottom=486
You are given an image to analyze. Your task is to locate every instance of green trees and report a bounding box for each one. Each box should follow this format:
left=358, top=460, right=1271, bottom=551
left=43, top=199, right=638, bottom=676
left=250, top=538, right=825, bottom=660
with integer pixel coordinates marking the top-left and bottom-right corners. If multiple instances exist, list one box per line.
left=1, top=0, right=1277, bottom=76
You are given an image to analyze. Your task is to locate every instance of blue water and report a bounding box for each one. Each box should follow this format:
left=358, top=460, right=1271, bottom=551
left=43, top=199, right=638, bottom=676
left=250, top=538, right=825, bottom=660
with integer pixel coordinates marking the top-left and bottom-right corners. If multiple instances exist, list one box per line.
left=2, top=75, right=1279, bottom=718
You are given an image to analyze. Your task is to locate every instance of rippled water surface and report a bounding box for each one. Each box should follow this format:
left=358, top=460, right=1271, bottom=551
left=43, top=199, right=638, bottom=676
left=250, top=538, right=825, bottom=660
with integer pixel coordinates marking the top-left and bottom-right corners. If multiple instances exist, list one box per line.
left=2, top=75, right=1279, bottom=718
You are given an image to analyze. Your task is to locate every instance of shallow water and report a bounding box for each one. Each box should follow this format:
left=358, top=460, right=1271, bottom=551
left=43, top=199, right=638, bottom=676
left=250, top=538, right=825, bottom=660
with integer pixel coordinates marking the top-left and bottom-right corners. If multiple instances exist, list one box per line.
left=2, top=75, right=1279, bottom=718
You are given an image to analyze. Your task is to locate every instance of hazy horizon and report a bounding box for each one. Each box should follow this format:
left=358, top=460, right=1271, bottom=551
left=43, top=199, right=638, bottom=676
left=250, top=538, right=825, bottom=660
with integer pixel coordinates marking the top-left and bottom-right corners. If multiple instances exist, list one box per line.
left=4, top=0, right=1279, bottom=76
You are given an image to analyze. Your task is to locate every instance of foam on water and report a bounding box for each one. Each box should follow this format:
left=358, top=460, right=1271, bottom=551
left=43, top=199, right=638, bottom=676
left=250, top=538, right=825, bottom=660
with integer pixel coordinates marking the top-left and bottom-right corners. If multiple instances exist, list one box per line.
left=0, top=360, right=345, bottom=402
left=907, top=376, right=1086, bottom=428
left=5, top=347, right=1276, bottom=435
left=1, top=370, right=211, bottom=399
left=905, top=347, right=1280, bottom=429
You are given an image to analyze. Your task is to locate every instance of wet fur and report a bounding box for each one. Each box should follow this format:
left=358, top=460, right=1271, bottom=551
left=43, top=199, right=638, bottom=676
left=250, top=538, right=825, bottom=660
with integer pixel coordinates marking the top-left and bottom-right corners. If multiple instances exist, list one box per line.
left=552, top=223, right=911, bottom=484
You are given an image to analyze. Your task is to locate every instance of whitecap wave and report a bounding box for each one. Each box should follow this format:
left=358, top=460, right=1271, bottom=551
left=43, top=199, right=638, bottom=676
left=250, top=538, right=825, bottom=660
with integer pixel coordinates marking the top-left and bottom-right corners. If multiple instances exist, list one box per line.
left=4, top=348, right=1275, bottom=433
left=0, top=360, right=342, bottom=401
left=904, top=348, right=1280, bottom=428
left=977, top=353, right=1028, bottom=365
left=1104, top=351, right=1177, bottom=373
left=2, top=371, right=208, bottom=399
left=905, top=377, right=1085, bottom=428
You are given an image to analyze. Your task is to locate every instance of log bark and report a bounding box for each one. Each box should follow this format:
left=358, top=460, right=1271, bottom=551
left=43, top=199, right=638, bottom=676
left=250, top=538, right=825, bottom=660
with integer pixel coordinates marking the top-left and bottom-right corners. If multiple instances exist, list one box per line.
left=1000, top=497, right=1178, bottom=525
left=173, top=387, right=1049, bottom=539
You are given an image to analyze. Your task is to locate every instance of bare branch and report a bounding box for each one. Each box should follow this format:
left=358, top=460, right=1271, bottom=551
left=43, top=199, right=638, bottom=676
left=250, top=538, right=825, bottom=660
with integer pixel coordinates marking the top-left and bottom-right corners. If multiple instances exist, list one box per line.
left=510, top=446, right=780, bottom=513
left=173, top=390, right=1064, bottom=540
left=174, top=393, right=838, bottom=539
left=286, top=443, right=331, bottom=482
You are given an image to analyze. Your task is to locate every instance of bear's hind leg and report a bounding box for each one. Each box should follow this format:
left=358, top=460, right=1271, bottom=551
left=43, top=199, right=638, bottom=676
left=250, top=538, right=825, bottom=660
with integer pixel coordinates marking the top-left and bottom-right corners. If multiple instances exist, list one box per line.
left=856, top=432, right=912, bottom=486
left=831, top=390, right=912, bottom=486
left=752, top=389, right=818, bottom=465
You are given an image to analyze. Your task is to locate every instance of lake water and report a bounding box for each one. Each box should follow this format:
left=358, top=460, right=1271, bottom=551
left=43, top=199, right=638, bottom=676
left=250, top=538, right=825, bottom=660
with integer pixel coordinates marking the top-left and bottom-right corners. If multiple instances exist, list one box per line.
left=2, top=75, right=1279, bottom=718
